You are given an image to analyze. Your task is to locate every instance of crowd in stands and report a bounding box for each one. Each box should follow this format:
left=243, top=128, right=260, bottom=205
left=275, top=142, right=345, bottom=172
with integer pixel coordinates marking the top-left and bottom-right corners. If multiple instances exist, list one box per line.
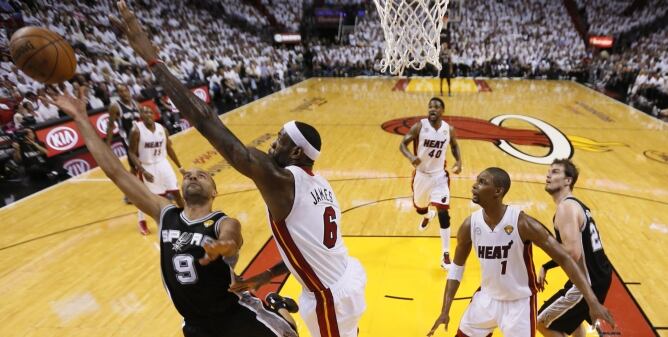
left=586, top=0, right=667, bottom=37
left=262, top=0, right=302, bottom=32
left=1, top=0, right=668, bottom=184
left=592, top=25, right=668, bottom=120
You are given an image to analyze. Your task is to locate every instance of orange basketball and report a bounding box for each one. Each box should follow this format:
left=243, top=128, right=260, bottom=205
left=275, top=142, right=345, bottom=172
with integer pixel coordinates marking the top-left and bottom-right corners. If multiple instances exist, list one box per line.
left=9, top=26, right=77, bottom=84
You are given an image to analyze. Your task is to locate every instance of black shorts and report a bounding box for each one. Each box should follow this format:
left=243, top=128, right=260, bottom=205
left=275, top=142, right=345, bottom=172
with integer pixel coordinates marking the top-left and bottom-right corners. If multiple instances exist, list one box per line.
left=537, top=277, right=611, bottom=334
left=183, top=306, right=275, bottom=337
left=182, top=294, right=296, bottom=337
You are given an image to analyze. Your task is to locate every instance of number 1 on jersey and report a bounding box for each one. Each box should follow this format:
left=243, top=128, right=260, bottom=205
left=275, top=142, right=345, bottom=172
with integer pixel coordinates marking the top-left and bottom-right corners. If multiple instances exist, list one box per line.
left=323, top=206, right=337, bottom=249
left=500, top=260, right=507, bottom=275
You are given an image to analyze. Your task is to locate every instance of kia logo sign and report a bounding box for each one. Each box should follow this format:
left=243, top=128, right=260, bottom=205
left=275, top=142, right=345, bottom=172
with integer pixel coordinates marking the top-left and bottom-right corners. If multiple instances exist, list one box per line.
left=96, top=114, right=119, bottom=134
left=64, top=159, right=91, bottom=176
left=193, top=88, right=207, bottom=102
left=46, top=126, right=79, bottom=151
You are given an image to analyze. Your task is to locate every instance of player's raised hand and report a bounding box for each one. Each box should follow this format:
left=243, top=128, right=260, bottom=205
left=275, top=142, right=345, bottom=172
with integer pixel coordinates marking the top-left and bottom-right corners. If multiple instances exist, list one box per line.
left=590, top=302, right=616, bottom=330
left=52, top=91, right=87, bottom=120
left=111, top=0, right=159, bottom=62
left=199, top=240, right=238, bottom=265
left=427, top=312, right=450, bottom=336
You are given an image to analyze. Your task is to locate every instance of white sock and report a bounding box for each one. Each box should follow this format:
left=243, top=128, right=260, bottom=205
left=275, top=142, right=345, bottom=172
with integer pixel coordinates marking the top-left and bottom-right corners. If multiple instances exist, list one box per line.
left=440, top=228, right=451, bottom=254
left=138, top=210, right=145, bottom=223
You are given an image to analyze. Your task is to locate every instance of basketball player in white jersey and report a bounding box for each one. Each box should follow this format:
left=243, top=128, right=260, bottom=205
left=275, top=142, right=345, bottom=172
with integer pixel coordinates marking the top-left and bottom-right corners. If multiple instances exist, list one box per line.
left=112, top=3, right=366, bottom=337
left=537, top=159, right=613, bottom=337
left=128, top=106, right=186, bottom=235
left=400, top=97, right=462, bottom=269
left=427, top=167, right=614, bottom=337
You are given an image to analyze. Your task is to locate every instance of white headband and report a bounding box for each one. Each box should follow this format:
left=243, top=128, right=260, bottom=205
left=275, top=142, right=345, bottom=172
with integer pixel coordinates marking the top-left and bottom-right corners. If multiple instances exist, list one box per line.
left=283, top=121, right=320, bottom=161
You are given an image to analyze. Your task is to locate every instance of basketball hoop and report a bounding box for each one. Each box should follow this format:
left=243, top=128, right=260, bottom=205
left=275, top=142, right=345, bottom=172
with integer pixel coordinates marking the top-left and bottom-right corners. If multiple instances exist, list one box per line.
left=373, top=0, right=450, bottom=76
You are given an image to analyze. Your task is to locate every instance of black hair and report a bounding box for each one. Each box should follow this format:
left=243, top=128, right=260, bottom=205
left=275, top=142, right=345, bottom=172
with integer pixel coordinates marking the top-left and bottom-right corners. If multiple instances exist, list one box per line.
left=552, top=158, right=579, bottom=189
left=429, top=97, right=445, bottom=109
left=484, top=167, right=511, bottom=196
left=295, top=121, right=321, bottom=151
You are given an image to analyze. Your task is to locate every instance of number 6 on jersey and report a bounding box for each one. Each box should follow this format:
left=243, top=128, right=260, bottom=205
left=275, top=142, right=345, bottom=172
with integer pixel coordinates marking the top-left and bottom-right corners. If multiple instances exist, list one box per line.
left=323, top=206, right=338, bottom=248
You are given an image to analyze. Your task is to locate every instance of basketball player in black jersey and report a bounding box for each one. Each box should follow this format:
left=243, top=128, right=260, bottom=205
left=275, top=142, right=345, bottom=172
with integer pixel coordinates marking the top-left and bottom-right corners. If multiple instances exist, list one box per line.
left=51, top=89, right=298, bottom=337
left=538, top=159, right=613, bottom=337
left=106, top=84, right=141, bottom=204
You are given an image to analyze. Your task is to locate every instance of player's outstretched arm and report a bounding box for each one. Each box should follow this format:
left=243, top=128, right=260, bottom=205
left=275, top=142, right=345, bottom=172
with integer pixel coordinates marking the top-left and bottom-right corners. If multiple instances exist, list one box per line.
left=165, top=129, right=185, bottom=175
left=229, top=261, right=289, bottom=293
left=428, top=216, right=472, bottom=337
left=200, top=217, right=242, bottom=266
left=399, top=122, right=421, bottom=167
left=112, top=1, right=288, bottom=190
left=518, top=212, right=616, bottom=328
left=52, top=90, right=169, bottom=221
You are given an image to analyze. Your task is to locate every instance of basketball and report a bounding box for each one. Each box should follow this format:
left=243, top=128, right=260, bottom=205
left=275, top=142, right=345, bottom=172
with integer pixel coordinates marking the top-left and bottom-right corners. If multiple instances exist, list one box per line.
left=9, top=26, right=77, bottom=84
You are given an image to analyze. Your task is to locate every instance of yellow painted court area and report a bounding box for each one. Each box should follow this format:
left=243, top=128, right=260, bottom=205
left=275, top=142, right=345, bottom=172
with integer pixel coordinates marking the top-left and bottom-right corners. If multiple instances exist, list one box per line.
left=1, top=78, right=667, bottom=336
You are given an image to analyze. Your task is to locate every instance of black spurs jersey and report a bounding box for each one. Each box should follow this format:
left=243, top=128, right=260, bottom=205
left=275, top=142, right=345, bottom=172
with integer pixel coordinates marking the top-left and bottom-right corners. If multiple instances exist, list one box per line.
left=555, top=197, right=612, bottom=288
left=115, top=100, right=140, bottom=142
left=159, top=205, right=239, bottom=322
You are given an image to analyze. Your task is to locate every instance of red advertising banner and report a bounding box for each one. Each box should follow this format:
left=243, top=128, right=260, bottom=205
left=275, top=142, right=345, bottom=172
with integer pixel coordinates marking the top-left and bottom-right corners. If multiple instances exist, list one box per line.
left=61, top=141, right=127, bottom=177
left=35, top=86, right=209, bottom=157
left=589, top=35, right=614, bottom=48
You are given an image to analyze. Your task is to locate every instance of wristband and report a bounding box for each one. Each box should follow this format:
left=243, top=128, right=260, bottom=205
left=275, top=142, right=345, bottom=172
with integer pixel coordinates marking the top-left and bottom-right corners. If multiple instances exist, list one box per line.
left=147, top=58, right=164, bottom=68
left=447, top=263, right=465, bottom=282
left=542, top=260, right=558, bottom=271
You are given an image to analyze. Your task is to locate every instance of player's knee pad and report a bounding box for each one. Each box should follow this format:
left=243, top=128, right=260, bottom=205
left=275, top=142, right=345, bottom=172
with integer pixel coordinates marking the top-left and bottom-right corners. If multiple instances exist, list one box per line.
left=438, top=210, right=450, bottom=229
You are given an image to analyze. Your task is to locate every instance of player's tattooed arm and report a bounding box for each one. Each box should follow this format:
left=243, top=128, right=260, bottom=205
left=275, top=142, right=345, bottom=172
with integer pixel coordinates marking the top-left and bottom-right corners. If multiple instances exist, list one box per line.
left=113, top=1, right=284, bottom=180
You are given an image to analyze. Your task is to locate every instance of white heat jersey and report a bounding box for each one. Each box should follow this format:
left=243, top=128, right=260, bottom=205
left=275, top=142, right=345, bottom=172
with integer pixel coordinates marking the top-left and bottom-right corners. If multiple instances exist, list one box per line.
left=415, top=119, right=450, bottom=174
left=470, top=205, right=538, bottom=301
left=137, top=122, right=167, bottom=165
left=269, top=166, right=349, bottom=293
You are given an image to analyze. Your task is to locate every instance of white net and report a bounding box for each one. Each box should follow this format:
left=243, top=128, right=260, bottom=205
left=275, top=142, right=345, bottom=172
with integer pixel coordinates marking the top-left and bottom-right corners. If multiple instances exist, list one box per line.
left=373, top=0, right=450, bottom=76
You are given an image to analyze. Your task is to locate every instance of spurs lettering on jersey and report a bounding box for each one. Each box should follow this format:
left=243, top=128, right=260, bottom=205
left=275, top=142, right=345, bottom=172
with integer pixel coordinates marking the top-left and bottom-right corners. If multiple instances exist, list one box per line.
left=162, top=229, right=216, bottom=252
left=471, top=205, right=537, bottom=300
left=416, top=119, right=450, bottom=173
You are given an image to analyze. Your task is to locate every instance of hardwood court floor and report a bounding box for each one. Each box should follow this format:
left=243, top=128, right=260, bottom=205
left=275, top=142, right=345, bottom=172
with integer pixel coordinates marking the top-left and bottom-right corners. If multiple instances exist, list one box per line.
left=1, top=78, right=667, bottom=337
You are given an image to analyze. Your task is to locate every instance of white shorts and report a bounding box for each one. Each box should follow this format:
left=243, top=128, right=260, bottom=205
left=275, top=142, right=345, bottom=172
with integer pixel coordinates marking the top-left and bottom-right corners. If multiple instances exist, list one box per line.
left=412, top=170, right=450, bottom=212
left=299, top=257, right=366, bottom=337
left=458, top=291, right=537, bottom=337
left=140, top=160, right=178, bottom=195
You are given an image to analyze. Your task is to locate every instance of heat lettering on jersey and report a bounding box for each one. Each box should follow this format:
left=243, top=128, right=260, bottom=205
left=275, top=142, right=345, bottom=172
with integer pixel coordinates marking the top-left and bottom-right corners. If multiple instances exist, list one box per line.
left=143, top=140, right=164, bottom=148
left=477, top=240, right=514, bottom=259
left=422, top=139, right=446, bottom=149
left=310, top=187, right=334, bottom=205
